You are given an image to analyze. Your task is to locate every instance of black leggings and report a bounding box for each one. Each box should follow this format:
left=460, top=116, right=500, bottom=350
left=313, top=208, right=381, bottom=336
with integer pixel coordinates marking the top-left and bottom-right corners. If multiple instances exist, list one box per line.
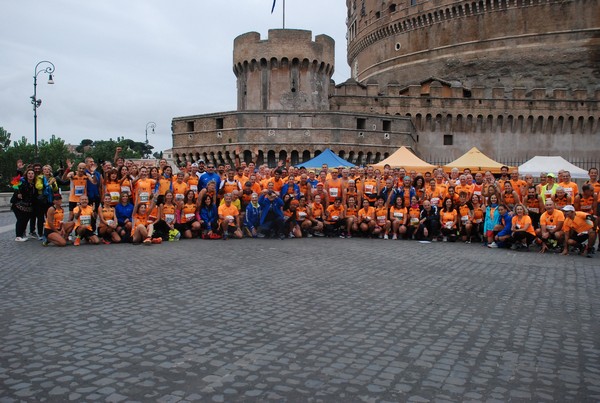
left=13, top=208, right=32, bottom=237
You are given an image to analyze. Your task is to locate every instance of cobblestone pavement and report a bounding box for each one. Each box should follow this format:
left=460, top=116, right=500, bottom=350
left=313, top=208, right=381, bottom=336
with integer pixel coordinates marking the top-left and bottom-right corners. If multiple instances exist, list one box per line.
left=1, top=212, right=599, bottom=402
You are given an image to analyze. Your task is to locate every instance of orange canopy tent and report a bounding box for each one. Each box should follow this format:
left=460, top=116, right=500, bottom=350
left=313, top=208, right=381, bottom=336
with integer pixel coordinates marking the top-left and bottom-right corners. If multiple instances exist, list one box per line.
left=443, top=147, right=506, bottom=174
left=372, top=146, right=437, bottom=172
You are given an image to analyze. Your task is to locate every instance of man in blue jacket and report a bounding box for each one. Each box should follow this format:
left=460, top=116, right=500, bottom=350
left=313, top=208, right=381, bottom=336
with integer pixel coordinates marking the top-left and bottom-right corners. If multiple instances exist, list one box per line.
left=258, top=190, right=285, bottom=239
left=199, top=163, right=221, bottom=191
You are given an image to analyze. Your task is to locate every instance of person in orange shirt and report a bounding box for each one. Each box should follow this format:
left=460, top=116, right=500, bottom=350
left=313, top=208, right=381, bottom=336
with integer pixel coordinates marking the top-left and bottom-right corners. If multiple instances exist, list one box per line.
left=325, top=175, right=344, bottom=204
left=537, top=200, right=565, bottom=253
left=509, top=169, right=527, bottom=201
left=172, top=172, right=190, bottom=203
left=552, top=187, right=572, bottom=211
left=373, top=196, right=390, bottom=239
left=104, top=169, right=122, bottom=207
left=131, top=195, right=158, bottom=244
left=43, top=193, right=74, bottom=247
left=345, top=195, right=359, bottom=238
left=455, top=175, right=474, bottom=201
left=510, top=203, right=537, bottom=250
left=156, top=166, right=174, bottom=199
left=406, top=195, right=421, bottom=239
left=71, top=195, right=99, bottom=246
left=470, top=194, right=485, bottom=242
left=177, top=190, right=201, bottom=239
left=561, top=205, right=596, bottom=257
left=559, top=171, right=579, bottom=200
left=133, top=166, right=156, bottom=206
left=357, top=198, right=376, bottom=237
left=501, top=181, right=520, bottom=211
left=446, top=185, right=460, bottom=207
left=585, top=167, right=600, bottom=198
left=524, top=186, right=544, bottom=229
left=97, top=193, right=121, bottom=244
left=389, top=195, right=408, bottom=240
left=439, top=197, right=458, bottom=242
left=308, top=194, right=325, bottom=236
left=295, top=196, right=312, bottom=237
left=324, top=197, right=346, bottom=237
left=574, top=184, right=597, bottom=216
left=457, top=192, right=473, bottom=243
left=218, top=193, right=242, bottom=239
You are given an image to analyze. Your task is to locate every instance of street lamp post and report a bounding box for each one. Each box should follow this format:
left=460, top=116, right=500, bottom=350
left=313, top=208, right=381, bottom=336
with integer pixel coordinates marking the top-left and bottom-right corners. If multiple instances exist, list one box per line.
left=145, top=122, right=156, bottom=159
left=32, top=61, right=55, bottom=158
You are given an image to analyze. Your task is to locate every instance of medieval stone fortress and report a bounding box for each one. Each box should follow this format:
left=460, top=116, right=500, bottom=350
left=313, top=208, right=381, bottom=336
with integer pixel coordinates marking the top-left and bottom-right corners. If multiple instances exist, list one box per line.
left=171, top=0, right=599, bottom=167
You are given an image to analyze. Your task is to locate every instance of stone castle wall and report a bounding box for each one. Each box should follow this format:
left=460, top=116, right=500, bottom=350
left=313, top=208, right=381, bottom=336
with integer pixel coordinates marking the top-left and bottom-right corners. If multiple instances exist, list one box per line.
left=346, top=0, right=600, bottom=90
left=171, top=110, right=416, bottom=166
left=331, top=80, right=599, bottom=160
left=233, top=30, right=335, bottom=111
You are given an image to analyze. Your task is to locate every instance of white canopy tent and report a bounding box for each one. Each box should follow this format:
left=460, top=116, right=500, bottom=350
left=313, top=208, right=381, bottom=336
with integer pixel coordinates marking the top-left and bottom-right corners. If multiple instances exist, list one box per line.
left=518, top=156, right=589, bottom=179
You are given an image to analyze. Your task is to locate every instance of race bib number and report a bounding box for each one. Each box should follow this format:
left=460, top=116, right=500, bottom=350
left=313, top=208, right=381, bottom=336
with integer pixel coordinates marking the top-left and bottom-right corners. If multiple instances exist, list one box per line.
left=110, top=192, right=120, bottom=203
left=139, top=192, right=149, bottom=203
left=165, top=214, right=175, bottom=224
left=190, top=185, right=198, bottom=193
left=365, top=184, right=374, bottom=193
left=377, top=215, right=386, bottom=225
left=175, top=193, right=184, bottom=201
left=121, top=186, right=130, bottom=194
left=185, top=213, right=195, bottom=222
left=106, top=220, right=114, bottom=226
left=80, top=215, right=91, bottom=226
left=410, top=217, right=419, bottom=226
left=430, top=197, right=439, bottom=206
left=330, top=188, right=339, bottom=197
left=75, top=185, right=85, bottom=196
left=529, top=207, right=539, bottom=213
left=547, top=225, right=556, bottom=231
left=393, top=212, right=404, bottom=219
left=445, top=221, right=454, bottom=229
left=331, top=215, right=339, bottom=221
left=461, top=215, right=469, bottom=223
left=298, top=211, right=307, bottom=220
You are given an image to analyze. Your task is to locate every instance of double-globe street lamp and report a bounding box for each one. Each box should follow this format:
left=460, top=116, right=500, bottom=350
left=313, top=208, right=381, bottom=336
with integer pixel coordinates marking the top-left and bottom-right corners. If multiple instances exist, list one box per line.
left=32, top=60, right=55, bottom=157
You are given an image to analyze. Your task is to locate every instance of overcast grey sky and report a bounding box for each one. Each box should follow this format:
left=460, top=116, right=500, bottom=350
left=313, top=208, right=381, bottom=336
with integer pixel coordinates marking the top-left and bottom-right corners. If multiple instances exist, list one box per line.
left=1, top=0, right=350, bottom=155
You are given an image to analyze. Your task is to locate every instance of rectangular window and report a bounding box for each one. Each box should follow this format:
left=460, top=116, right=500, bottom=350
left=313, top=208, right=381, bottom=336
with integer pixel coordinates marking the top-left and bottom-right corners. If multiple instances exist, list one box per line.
left=186, top=121, right=194, bottom=132
left=382, top=120, right=391, bottom=131
left=357, top=118, right=366, bottom=130
left=216, top=118, right=224, bottom=130
left=443, top=134, right=453, bottom=145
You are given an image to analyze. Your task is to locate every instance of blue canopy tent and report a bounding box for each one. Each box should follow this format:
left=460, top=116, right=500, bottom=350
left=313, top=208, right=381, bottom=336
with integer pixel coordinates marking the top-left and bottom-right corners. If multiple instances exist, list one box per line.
left=298, top=149, right=355, bottom=169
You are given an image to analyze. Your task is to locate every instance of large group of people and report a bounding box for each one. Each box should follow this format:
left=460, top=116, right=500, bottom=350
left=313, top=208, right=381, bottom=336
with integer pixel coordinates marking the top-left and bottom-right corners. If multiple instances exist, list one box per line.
left=10, top=149, right=599, bottom=257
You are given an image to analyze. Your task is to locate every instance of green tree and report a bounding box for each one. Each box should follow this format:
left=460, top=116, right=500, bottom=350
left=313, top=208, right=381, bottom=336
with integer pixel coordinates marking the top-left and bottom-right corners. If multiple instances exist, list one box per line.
left=37, top=135, right=74, bottom=170
left=0, top=127, right=11, bottom=153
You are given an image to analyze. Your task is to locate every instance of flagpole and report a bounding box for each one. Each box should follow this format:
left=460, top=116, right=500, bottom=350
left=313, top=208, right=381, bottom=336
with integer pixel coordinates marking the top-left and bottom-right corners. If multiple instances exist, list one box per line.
left=283, top=0, right=286, bottom=29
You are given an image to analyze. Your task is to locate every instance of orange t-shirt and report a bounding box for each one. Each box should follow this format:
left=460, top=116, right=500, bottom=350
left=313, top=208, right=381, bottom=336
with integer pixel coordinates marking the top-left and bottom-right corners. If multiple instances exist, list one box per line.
left=563, top=212, right=593, bottom=234
left=512, top=215, right=536, bottom=235
left=326, top=204, right=345, bottom=224
left=389, top=206, right=407, bottom=222
left=173, top=181, right=189, bottom=202
left=358, top=206, right=375, bottom=222
left=539, top=209, right=565, bottom=230
left=218, top=203, right=239, bottom=226
left=441, top=209, right=457, bottom=227
left=74, top=205, right=94, bottom=230
left=105, top=181, right=121, bottom=206
left=44, top=207, right=64, bottom=230
left=161, top=203, right=177, bottom=224
left=375, top=206, right=388, bottom=226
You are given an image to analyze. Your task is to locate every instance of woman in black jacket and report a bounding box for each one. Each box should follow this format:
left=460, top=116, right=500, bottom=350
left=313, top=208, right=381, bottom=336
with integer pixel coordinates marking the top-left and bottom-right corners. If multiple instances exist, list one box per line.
left=12, top=168, right=37, bottom=242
